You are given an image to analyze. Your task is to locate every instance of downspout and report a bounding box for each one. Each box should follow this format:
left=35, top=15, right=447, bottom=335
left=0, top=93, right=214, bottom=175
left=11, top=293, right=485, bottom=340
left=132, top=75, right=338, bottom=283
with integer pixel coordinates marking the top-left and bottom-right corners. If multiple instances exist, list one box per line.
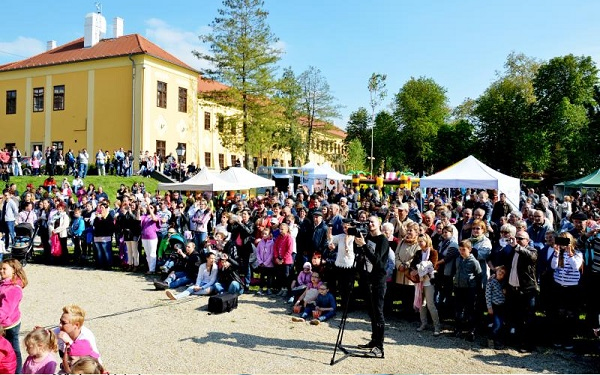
left=128, top=54, right=136, bottom=158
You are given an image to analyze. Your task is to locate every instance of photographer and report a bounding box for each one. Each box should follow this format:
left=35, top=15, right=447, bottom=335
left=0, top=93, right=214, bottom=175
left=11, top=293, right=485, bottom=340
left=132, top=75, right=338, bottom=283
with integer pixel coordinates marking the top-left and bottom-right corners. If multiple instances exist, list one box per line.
left=154, top=242, right=200, bottom=290
left=227, top=209, right=255, bottom=289
left=354, top=215, right=389, bottom=358
left=328, top=219, right=356, bottom=308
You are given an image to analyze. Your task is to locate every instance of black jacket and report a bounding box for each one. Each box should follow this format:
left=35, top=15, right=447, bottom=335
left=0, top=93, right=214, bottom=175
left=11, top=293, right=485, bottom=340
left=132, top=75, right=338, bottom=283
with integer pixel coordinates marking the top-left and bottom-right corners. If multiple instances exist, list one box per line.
left=505, top=244, right=538, bottom=292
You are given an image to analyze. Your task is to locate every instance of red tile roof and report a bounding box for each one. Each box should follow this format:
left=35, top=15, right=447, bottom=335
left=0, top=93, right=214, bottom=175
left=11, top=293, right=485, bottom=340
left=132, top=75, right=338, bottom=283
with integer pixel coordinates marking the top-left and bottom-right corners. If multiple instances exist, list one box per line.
left=0, top=34, right=197, bottom=73
left=198, top=78, right=230, bottom=93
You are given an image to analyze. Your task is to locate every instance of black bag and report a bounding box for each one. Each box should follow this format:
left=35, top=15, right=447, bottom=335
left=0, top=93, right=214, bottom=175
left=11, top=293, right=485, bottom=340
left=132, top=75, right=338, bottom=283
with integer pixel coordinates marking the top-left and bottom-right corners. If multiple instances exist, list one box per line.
left=208, top=293, right=238, bottom=314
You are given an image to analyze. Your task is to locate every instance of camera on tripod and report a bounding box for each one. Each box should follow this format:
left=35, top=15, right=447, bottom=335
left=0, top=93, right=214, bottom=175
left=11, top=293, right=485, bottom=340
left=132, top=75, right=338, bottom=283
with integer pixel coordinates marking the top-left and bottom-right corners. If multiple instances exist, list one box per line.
left=347, top=220, right=369, bottom=237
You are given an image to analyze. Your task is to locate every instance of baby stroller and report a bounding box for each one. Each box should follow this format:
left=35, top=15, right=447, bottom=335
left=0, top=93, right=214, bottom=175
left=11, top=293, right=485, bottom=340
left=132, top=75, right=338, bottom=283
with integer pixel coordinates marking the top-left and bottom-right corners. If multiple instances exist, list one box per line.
left=157, top=232, right=186, bottom=274
left=11, top=222, right=38, bottom=266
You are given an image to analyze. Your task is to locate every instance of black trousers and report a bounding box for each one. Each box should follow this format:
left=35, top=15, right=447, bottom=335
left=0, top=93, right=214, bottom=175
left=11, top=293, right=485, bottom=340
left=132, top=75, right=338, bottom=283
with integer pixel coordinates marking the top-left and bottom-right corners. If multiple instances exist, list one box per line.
left=367, top=275, right=386, bottom=349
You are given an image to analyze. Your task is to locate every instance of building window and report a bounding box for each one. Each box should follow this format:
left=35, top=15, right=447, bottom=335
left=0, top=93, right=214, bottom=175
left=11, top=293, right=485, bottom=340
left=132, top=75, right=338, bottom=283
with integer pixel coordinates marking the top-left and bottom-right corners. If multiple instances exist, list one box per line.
left=52, top=141, right=64, bottom=151
left=6, top=90, right=16, bottom=115
left=204, top=112, right=211, bottom=130
left=53, top=85, right=65, bottom=111
left=230, top=155, right=236, bottom=167
left=262, top=158, right=267, bottom=167
left=218, top=153, right=224, bottom=170
left=33, top=87, right=44, bottom=112
left=230, top=121, right=237, bottom=135
left=178, top=87, right=187, bottom=112
left=204, top=152, right=212, bottom=168
left=156, top=140, right=166, bottom=161
left=157, top=81, right=167, bottom=108
left=217, top=114, right=224, bottom=132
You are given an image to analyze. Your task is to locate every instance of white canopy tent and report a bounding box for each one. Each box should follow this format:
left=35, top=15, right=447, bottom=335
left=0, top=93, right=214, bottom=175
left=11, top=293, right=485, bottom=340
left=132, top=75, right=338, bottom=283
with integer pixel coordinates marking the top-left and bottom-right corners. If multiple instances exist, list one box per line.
left=219, top=167, right=276, bottom=190
left=300, top=161, right=329, bottom=179
left=157, top=167, right=239, bottom=191
left=320, top=162, right=352, bottom=180
left=419, top=155, right=521, bottom=209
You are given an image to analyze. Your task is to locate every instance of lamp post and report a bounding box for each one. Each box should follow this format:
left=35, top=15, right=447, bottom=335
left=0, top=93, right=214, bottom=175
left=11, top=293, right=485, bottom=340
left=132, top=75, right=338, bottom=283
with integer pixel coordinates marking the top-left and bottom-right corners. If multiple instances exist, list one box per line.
left=370, top=125, right=374, bottom=178
left=175, top=144, right=186, bottom=182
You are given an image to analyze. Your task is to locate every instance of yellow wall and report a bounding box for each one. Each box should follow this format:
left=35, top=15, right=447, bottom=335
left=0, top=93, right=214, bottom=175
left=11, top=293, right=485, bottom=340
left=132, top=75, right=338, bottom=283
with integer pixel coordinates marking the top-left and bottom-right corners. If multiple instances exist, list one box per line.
left=94, top=66, right=131, bottom=153
left=0, top=79, right=26, bottom=147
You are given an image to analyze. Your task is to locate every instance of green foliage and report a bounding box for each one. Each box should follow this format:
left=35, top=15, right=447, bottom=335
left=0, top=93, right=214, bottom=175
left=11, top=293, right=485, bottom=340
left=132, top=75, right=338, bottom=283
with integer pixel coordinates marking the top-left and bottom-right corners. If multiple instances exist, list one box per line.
left=274, top=67, right=304, bottom=166
left=373, top=111, right=403, bottom=172
left=345, top=139, right=367, bottom=172
left=194, top=0, right=282, bottom=168
left=394, top=77, right=450, bottom=174
left=433, top=120, right=475, bottom=172
left=345, top=107, right=370, bottom=151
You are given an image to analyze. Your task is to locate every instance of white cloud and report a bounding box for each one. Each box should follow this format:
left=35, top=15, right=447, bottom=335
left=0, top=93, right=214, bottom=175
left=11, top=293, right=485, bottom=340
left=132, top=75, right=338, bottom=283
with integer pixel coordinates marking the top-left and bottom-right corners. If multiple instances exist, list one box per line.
left=0, top=37, right=45, bottom=63
left=144, top=18, right=212, bottom=72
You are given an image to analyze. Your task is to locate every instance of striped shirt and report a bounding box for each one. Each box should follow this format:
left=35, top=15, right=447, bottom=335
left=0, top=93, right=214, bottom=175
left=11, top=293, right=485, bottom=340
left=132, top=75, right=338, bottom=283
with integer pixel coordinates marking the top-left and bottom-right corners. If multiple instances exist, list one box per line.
left=551, top=250, right=583, bottom=286
left=485, top=277, right=505, bottom=309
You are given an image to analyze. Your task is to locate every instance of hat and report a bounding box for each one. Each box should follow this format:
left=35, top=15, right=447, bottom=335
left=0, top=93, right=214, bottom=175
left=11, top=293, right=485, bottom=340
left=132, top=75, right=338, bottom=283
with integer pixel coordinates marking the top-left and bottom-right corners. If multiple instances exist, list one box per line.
left=303, top=262, right=312, bottom=270
left=312, top=209, right=323, bottom=217
left=571, top=211, right=588, bottom=221
left=398, top=203, right=409, bottom=211
left=68, top=340, right=99, bottom=359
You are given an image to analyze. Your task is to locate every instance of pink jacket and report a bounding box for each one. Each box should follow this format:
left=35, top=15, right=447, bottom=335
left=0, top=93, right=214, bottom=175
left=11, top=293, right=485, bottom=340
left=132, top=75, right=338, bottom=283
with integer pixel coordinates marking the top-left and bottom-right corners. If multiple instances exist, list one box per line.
left=0, top=279, right=23, bottom=328
left=256, top=239, right=274, bottom=268
left=274, top=234, right=294, bottom=265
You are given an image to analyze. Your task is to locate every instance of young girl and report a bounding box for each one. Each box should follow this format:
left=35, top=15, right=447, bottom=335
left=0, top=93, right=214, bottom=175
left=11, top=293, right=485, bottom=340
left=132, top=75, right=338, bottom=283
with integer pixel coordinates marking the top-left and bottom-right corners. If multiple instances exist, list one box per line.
left=485, top=265, right=506, bottom=349
left=0, top=259, right=28, bottom=373
left=22, top=328, right=58, bottom=374
left=292, top=272, right=323, bottom=320
left=288, top=262, right=313, bottom=303
left=255, top=228, right=274, bottom=295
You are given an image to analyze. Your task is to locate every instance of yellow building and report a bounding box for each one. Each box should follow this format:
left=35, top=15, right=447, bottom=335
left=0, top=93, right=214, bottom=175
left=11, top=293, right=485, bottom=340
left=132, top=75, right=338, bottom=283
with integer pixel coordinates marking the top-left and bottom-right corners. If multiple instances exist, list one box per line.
left=0, top=12, right=346, bottom=171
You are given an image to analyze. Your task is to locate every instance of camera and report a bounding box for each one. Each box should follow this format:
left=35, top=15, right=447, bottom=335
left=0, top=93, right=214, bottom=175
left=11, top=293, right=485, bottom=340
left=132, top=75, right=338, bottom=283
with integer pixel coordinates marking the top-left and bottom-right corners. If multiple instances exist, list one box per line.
left=347, top=220, right=369, bottom=237
left=555, top=237, right=570, bottom=246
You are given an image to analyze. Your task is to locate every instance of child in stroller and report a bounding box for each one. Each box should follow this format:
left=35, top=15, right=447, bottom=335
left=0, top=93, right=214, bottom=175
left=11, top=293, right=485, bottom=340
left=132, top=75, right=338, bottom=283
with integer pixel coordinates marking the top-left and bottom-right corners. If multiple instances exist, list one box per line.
left=11, top=222, right=37, bottom=264
left=156, top=230, right=186, bottom=274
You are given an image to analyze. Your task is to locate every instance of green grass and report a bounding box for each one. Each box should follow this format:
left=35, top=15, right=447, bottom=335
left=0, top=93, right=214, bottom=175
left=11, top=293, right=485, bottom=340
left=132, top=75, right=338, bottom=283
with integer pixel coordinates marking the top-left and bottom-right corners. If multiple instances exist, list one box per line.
left=7, top=175, right=159, bottom=202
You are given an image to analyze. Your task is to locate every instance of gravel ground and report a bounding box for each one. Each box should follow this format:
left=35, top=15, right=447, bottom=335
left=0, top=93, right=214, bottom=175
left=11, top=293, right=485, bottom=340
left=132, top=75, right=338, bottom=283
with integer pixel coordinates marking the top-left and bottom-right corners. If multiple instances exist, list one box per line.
left=18, top=264, right=600, bottom=374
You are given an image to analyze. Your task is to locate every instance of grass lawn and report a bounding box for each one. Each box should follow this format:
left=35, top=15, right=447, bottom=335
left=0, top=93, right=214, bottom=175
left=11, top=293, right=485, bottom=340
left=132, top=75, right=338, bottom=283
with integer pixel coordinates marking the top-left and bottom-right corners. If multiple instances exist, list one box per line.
left=7, top=175, right=159, bottom=202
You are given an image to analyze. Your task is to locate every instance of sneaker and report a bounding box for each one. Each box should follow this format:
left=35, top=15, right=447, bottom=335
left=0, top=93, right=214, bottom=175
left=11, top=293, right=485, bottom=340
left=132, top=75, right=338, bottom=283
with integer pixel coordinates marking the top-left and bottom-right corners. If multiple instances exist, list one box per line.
left=266, top=289, right=273, bottom=295
left=487, top=322, right=493, bottom=328
left=310, top=319, right=320, bottom=325
left=564, top=344, right=574, bottom=350
left=357, top=341, right=376, bottom=350
left=291, top=317, right=305, bottom=323
left=365, top=346, right=384, bottom=358
left=256, top=290, right=263, bottom=296
left=153, top=281, right=168, bottom=290
left=287, top=296, right=294, bottom=304
left=165, top=290, right=176, bottom=300
left=433, top=329, right=441, bottom=337
left=416, top=324, right=427, bottom=332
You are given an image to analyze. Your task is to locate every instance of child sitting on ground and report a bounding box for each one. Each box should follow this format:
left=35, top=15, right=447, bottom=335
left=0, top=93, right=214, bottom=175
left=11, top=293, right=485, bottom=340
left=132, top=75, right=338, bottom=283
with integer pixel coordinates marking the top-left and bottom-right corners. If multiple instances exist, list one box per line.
left=292, top=282, right=336, bottom=325
left=287, top=262, right=313, bottom=303
left=293, top=272, right=322, bottom=309
left=485, top=265, right=506, bottom=349
left=22, top=327, right=59, bottom=374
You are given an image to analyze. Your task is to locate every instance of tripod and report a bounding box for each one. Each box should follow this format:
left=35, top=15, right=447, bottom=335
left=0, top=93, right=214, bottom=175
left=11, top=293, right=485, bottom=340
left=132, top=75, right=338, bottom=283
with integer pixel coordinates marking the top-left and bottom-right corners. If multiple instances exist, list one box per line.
left=330, top=260, right=369, bottom=365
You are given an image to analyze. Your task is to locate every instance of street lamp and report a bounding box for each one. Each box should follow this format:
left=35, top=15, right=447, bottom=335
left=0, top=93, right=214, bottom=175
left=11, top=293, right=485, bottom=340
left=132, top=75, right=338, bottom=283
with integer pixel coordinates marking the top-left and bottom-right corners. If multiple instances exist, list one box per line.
left=369, top=126, right=374, bottom=178
left=175, top=144, right=186, bottom=182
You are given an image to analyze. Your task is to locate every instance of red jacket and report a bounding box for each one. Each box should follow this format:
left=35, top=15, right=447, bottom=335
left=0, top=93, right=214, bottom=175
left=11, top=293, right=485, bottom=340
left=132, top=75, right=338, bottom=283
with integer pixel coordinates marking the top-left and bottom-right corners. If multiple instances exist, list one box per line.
left=274, top=234, right=294, bottom=265
left=0, top=336, right=16, bottom=374
left=0, top=279, right=22, bottom=328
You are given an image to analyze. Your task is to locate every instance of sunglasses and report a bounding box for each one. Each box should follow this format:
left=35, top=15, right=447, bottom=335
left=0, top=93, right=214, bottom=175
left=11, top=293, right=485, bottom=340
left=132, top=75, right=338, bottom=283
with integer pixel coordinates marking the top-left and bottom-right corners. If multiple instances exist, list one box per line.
left=515, top=236, right=527, bottom=241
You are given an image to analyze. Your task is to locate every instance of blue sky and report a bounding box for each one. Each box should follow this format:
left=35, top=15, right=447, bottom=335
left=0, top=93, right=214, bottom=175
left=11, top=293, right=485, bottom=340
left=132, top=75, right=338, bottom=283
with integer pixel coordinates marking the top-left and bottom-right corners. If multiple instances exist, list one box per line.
left=2, top=0, right=600, bottom=129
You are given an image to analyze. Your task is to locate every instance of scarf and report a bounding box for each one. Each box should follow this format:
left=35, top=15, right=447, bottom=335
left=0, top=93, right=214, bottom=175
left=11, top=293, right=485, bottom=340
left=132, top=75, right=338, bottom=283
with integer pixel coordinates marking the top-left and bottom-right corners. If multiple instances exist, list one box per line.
left=470, top=235, right=484, bottom=244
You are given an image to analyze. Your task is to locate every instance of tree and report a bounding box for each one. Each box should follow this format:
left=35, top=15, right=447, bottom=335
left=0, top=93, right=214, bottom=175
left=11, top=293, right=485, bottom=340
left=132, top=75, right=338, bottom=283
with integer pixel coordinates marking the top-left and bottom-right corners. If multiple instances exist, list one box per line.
left=345, top=107, right=370, bottom=151
left=368, top=73, right=387, bottom=176
left=274, top=67, right=304, bottom=166
left=433, top=120, right=475, bottom=172
left=345, top=139, right=367, bottom=173
left=372, top=110, right=402, bottom=172
left=194, top=0, right=282, bottom=168
left=297, top=66, right=341, bottom=163
left=393, top=77, right=450, bottom=174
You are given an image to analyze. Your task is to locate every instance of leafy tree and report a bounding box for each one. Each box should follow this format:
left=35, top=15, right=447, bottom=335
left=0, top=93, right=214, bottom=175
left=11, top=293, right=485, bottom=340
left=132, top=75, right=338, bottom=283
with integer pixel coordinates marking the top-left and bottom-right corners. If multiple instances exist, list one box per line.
left=432, top=120, right=475, bottom=172
left=533, top=54, right=599, bottom=180
left=345, top=107, right=370, bottom=152
left=297, top=66, right=341, bottom=163
left=393, top=77, right=450, bottom=174
left=345, top=139, right=367, bottom=173
left=372, top=110, right=402, bottom=172
left=194, top=0, right=282, bottom=168
left=274, top=67, right=304, bottom=166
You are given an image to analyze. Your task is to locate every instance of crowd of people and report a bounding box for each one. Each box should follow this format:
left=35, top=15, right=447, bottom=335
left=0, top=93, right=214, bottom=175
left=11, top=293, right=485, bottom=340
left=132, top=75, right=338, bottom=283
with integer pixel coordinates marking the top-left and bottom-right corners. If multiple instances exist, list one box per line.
left=0, top=176, right=600, bottom=367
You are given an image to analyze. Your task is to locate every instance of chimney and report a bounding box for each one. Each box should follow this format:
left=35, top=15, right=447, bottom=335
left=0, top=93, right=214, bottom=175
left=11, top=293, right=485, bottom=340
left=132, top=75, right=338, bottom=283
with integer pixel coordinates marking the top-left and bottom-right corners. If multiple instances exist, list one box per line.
left=84, top=12, right=107, bottom=48
left=46, top=41, right=57, bottom=51
left=113, top=17, right=124, bottom=38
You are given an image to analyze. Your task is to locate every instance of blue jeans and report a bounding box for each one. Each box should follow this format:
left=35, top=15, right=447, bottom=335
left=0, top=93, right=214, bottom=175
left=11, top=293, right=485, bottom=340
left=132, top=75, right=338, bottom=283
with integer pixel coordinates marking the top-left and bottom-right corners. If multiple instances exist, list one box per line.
left=5, top=322, right=21, bottom=373
left=79, top=163, right=88, bottom=178
left=194, top=231, right=208, bottom=251
left=490, top=303, right=505, bottom=340
left=94, top=241, right=113, bottom=268
left=215, top=281, right=244, bottom=295
left=4, top=220, right=15, bottom=248
left=165, top=271, right=192, bottom=288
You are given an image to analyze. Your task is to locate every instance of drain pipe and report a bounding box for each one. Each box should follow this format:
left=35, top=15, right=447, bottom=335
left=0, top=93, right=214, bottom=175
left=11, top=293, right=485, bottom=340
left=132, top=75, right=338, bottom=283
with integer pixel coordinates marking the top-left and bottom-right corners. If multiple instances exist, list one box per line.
left=128, top=54, right=136, bottom=159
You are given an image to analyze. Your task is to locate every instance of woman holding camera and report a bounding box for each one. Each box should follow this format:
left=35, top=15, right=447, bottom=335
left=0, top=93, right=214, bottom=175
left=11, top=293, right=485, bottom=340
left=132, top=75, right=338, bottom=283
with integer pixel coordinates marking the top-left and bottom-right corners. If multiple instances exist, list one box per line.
left=550, top=232, right=583, bottom=349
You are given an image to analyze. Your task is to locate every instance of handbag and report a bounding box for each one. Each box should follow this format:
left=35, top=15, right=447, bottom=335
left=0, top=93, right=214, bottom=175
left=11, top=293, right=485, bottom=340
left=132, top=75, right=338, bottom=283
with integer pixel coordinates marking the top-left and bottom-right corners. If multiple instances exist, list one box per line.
left=50, top=233, right=62, bottom=257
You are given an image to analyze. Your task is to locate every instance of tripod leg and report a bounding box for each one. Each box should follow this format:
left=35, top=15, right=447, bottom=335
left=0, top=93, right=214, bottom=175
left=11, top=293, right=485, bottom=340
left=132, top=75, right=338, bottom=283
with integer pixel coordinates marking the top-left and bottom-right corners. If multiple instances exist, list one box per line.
left=331, top=267, right=356, bottom=365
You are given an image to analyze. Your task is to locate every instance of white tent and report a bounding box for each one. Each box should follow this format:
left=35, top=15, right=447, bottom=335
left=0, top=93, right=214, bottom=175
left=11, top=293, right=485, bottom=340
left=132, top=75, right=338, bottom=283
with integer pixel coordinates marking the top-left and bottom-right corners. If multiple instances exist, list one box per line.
left=320, top=162, right=352, bottom=180
left=157, top=167, right=239, bottom=191
left=419, top=155, right=521, bottom=209
left=300, top=161, right=329, bottom=179
left=219, top=167, right=275, bottom=190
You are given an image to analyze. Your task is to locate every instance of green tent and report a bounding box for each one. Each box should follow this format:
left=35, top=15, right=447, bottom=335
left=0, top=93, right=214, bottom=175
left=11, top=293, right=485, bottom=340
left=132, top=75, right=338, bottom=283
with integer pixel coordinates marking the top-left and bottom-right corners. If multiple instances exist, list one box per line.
left=561, top=169, right=600, bottom=188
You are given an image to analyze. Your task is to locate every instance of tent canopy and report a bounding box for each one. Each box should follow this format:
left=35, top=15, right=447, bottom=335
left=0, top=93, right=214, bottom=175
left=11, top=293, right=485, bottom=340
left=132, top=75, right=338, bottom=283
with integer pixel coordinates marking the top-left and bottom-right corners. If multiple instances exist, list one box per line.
left=157, top=167, right=239, bottom=191
left=320, top=162, right=352, bottom=180
left=420, top=155, right=521, bottom=209
left=219, top=167, right=275, bottom=190
left=561, top=168, right=600, bottom=188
